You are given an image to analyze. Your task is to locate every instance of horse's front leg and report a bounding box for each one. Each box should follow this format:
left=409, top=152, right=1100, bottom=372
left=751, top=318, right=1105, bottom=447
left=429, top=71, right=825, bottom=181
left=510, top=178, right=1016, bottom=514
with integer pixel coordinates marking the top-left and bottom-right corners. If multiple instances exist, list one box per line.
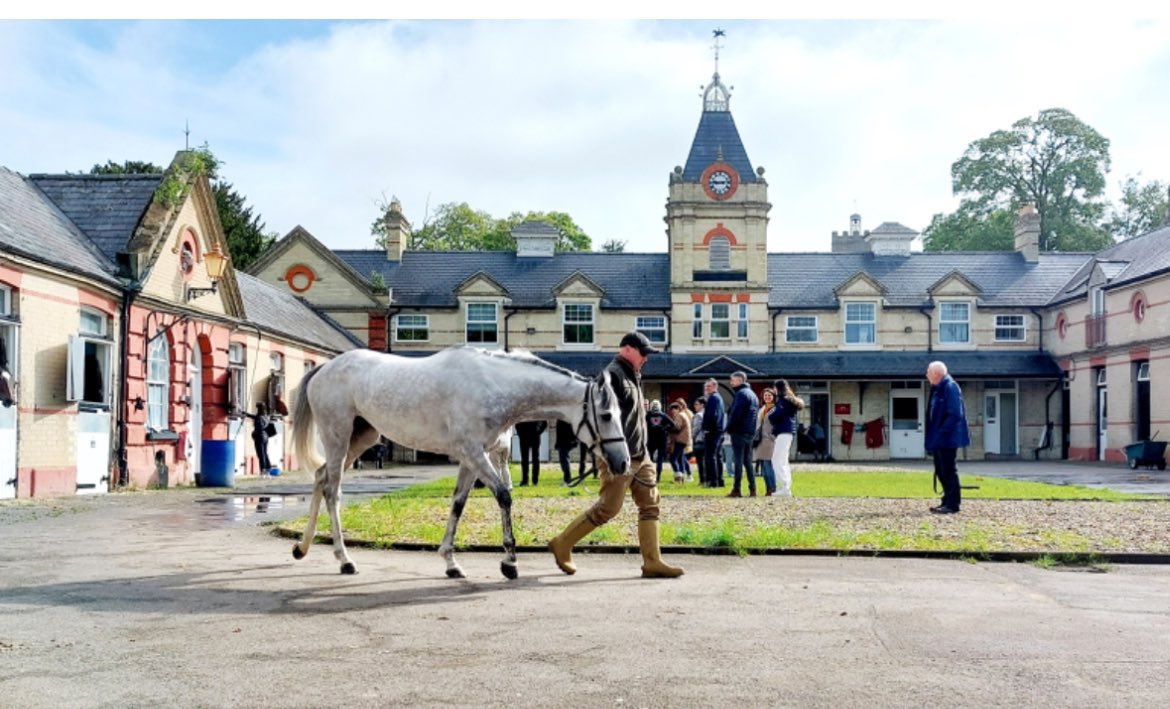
left=468, top=449, right=517, bottom=580
left=438, top=462, right=479, bottom=579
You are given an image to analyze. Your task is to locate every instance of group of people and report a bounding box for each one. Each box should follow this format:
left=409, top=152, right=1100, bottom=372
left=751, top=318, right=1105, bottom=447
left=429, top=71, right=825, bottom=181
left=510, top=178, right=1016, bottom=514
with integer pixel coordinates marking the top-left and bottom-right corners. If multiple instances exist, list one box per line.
left=547, top=331, right=972, bottom=580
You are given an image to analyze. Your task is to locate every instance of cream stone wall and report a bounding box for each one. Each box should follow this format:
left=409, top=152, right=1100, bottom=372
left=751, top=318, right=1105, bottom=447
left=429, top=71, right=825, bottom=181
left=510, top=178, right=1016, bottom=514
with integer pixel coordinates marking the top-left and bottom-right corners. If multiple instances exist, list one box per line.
left=141, top=200, right=229, bottom=317
left=254, top=239, right=382, bottom=308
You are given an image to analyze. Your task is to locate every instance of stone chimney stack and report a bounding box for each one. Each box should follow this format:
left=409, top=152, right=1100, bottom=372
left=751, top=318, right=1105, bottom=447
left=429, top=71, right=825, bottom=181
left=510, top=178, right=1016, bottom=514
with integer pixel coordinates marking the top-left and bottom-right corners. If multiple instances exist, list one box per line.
left=383, top=198, right=411, bottom=262
left=1014, top=203, right=1041, bottom=263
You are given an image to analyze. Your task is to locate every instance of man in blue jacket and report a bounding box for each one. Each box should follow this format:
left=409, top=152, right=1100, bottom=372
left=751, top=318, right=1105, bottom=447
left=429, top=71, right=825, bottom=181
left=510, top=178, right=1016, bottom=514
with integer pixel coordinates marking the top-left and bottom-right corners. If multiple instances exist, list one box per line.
left=725, top=371, right=760, bottom=497
left=925, top=361, right=971, bottom=514
left=701, top=378, right=726, bottom=488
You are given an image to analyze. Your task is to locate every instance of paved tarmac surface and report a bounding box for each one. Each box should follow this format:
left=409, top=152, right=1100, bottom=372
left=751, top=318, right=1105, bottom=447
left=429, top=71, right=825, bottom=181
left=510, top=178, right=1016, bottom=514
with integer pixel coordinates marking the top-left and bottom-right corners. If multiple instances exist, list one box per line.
left=2, top=464, right=1169, bottom=708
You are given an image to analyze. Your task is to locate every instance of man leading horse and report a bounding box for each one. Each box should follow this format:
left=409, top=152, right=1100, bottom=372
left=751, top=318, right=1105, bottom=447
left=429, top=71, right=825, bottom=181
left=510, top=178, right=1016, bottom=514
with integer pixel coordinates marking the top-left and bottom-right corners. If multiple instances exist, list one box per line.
left=549, top=331, right=685, bottom=579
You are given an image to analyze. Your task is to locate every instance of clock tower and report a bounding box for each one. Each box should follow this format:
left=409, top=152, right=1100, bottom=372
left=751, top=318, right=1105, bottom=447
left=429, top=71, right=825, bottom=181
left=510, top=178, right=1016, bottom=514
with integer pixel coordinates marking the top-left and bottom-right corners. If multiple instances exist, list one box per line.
left=664, top=31, right=771, bottom=352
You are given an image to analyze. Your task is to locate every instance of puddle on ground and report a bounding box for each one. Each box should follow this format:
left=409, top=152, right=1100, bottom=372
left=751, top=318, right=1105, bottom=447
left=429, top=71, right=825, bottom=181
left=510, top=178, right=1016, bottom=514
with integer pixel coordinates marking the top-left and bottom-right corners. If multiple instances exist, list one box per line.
left=196, top=495, right=314, bottom=524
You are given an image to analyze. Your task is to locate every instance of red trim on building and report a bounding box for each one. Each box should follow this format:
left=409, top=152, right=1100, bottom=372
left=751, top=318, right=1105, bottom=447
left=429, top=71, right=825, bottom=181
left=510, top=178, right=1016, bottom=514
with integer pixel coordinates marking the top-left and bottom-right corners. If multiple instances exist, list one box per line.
left=17, top=467, right=77, bottom=498
left=368, top=313, right=387, bottom=351
left=284, top=264, right=316, bottom=293
left=1090, top=356, right=1107, bottom=368
left=690, top=293, right=705, bottom=303
left=0, top=263, right=23, bottom=286
left=708, top=293, right=733, bottom=303
left=735, top=293, right=750, bottom=303
left=78, top=289, right=118, bottom=316
left=701, top=224, right=738, bottom=246
left=1130, top=346, right=1151, bottom=361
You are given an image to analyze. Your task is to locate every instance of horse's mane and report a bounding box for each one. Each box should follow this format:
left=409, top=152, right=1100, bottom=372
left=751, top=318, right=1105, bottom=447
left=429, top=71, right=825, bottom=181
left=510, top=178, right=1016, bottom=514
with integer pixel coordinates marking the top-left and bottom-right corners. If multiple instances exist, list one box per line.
left=468, top=346, right=590, bottom=383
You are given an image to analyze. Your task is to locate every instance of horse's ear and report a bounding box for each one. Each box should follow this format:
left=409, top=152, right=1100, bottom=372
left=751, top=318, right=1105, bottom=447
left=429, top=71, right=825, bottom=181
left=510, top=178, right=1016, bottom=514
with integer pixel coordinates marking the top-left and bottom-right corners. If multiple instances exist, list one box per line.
left=594, top=372, right=612, bottom=408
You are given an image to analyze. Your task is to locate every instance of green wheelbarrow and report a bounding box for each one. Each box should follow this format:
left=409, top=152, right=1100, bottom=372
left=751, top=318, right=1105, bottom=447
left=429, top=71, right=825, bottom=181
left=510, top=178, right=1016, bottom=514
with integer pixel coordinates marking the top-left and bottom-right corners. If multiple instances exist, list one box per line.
left=1124, top=439, right=1167, bottom=471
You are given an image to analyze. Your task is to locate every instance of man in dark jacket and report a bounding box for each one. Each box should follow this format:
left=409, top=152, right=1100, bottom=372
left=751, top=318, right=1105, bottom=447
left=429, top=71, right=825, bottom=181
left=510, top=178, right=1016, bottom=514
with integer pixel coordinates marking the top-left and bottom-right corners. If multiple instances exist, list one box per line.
left=925, top=361, right=971, bottom=514
left=701, top=378, right=726, bottom=488
left=725, top=371, right=760, bottom=497
left=549, top=331, right=684, bottom=578
left=515, top=419, right=547, bottom=486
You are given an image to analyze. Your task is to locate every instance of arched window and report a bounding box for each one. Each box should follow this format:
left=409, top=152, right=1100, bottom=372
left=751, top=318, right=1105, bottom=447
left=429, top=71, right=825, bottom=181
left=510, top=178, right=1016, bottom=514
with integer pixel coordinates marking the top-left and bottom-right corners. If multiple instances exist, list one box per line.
left=147, top=336, right=170, bottom=431
left=708, top=236, right=730, bottom=271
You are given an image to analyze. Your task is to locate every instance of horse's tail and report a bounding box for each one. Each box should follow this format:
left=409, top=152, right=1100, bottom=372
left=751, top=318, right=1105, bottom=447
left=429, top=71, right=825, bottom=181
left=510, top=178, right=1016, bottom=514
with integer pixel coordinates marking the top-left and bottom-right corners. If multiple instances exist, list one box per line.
left=292, top=364, right=324, bottom=473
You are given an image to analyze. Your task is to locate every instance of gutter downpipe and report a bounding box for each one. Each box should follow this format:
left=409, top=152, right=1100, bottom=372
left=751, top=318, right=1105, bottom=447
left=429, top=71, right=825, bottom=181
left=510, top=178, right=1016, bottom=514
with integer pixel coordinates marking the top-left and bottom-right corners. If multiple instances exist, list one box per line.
left=503, top=306, right=520, bottom=352
left=115, top=281, right=142, bottom=488
left=385, top=306, right=402, bottom=353
left=918, top=300, right=933, bottom=354
left=661, top=308, right=672, bottom=353
left=770, top=308, right=782, bottom=353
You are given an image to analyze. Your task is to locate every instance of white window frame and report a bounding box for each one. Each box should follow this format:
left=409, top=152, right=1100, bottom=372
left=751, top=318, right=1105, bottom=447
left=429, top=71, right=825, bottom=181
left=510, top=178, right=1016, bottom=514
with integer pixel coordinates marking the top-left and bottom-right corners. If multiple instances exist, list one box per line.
left=785, top=315, right=818, bottom=343
left=228, top=342, right=247, bottom=417
left=1136, top=362, right=1150, bottom=382
left=561, top=303, right=595, bottom=346
left=710, top=303, right=730, bottom=340
left=938, top=301, right=971, bottom=345
left=1090, top=286, right=1106, bottom=316
left=394, top=313, right=430, bottom=342
left=0, top=284, right=12, bottom=318
left=994, top=314, right=1026, bottom=342
left=636, top=315, right=667, bottom=345
left=66, top=308, right=113, bottom=407
left=146, top=336, right=170, bottom=431
left=0, top=285, right=17, bottom=382
left=465, top=301, right=499, bottom=346
left=692, top=303, right=703, bottom=339
left=843, top=301, right=877, bottom=346
left=736, top=303, right=748, bottom=339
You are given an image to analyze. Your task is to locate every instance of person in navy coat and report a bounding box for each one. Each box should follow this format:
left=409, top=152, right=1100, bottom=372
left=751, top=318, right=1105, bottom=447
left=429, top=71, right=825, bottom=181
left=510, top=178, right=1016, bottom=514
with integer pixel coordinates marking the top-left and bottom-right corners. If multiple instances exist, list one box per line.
left=925, top=361, right=971, bottom=514
left=701, top=378, right=726, bottom=488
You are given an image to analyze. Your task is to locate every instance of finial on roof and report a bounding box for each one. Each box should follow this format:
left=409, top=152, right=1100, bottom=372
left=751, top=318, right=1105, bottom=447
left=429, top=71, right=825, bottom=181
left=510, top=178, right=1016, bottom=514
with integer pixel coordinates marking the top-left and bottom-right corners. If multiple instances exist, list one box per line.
left=702, top=29, right=732, bottom=112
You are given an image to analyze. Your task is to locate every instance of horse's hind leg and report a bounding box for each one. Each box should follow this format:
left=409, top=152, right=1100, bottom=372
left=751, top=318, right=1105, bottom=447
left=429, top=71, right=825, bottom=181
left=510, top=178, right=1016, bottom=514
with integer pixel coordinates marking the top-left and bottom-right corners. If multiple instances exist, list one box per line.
left=323, top=422, right=383, bottom=574
left=438, top=462, right=478, bottom=579
left=292, top=464, right=327, bottom=560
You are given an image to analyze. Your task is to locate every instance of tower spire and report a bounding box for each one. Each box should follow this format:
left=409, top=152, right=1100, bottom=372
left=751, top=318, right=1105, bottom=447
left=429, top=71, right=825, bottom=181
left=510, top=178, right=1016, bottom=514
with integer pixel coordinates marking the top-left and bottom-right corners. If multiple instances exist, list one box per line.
left=702, top=29, right=732, bottom=112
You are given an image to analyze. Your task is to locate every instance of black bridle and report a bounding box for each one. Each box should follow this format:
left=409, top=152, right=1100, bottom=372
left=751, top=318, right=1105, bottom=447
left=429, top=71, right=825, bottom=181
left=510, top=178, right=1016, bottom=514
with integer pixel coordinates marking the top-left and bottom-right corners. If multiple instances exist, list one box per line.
left=568, top=380, right=625, bottom=488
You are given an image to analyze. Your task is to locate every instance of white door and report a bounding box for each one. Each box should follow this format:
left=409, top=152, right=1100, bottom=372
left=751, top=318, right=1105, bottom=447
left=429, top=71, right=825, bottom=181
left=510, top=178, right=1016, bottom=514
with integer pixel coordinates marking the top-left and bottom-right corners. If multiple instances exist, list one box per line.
left=889, top=390, right=924, bottom=458
left=0, top=403, right=15, bottom=499
left=984, top=394, right=1000, bottom=454
left=266, top=419, right=283, bottom=473
left=75, top=410, right=110, bottom=494
left=1098, top=386, right=1108, bottom=461
left=229, top=418, right=247, bottom=477
left=188, top=349, right=202, bottom=476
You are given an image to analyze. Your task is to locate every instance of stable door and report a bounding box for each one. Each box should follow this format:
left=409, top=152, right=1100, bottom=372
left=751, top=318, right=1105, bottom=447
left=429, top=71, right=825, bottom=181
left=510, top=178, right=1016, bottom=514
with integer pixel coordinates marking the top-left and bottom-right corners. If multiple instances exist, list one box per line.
left=889, top=389, right=924, bottom=458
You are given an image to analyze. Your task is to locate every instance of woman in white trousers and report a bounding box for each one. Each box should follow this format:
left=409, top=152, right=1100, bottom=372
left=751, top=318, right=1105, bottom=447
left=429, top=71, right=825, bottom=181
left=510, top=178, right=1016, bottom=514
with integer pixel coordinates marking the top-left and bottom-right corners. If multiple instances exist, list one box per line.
left=768, top=379, right=805, bottom=497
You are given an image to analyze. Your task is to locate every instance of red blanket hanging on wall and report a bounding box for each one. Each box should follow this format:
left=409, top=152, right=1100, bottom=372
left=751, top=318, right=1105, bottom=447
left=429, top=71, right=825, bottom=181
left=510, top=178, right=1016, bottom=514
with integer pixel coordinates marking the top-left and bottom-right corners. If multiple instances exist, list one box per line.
left=864, top=418, right=885, bottom=449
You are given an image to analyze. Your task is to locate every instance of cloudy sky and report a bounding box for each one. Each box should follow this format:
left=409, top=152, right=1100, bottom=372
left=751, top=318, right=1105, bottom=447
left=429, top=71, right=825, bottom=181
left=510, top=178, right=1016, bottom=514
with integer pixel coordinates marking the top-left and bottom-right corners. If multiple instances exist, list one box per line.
left=2, top=11, right=1169, bottom=254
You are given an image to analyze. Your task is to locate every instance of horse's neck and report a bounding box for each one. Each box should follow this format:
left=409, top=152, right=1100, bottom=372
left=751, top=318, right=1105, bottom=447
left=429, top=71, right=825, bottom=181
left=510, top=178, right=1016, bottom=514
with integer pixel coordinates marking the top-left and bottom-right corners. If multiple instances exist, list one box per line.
left=510, top=370, right=584, bottom=423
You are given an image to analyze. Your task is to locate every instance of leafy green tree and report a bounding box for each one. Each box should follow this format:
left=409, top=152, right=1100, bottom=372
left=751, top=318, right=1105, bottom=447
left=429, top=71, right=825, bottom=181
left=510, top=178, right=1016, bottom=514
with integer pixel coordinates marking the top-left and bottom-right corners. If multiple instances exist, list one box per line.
left=947, top=107, right=1112, bottom=252
left=922, top=207, right=1015, bottom=252
left=88, top=145, right=274, bottom=270
left=1103, top=176, right=1169, bottom=240
left=600, top=238, right=627, bottom=253
left=381, top=201, right=592, bottom=252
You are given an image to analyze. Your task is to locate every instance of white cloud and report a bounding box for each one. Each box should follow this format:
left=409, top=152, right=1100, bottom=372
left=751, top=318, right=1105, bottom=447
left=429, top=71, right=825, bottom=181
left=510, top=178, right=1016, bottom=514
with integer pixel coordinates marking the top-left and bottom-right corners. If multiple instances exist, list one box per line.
left=2, top=19, right=1169, bottom=255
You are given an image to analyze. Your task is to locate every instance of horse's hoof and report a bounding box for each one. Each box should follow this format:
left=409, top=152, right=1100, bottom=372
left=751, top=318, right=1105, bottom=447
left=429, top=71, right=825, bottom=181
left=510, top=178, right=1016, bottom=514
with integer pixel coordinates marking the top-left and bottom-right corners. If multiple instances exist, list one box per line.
left=501, top=562, right=519, bottom=580
left=292, top=546, right=305, bottom=560
left=340, top=562, right=357, bottom=575
left=446, top=567, right=466, bottom=579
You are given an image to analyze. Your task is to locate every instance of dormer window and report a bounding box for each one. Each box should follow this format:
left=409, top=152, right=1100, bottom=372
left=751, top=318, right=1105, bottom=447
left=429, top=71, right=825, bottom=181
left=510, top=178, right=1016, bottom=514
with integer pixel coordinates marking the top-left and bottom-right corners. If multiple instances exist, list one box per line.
left=939, top=302, right=971, bottom=344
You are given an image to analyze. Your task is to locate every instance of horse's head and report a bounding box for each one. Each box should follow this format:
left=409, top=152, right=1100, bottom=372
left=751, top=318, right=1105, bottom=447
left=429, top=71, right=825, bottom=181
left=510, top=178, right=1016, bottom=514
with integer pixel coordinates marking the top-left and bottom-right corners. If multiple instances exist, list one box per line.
left=578, top=374, right=630, bottom=474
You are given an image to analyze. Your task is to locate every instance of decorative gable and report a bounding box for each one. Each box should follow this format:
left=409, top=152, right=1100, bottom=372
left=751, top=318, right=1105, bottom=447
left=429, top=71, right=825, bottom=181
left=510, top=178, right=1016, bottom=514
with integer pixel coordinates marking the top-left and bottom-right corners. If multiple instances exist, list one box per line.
left=552, top=271, right=605, bottom=299
left=833, top=271, right=887, bottom=298
left=927, top=270, right=983, bottom=297
left=248, top=225, right=384, bottom=307
left=455, top=271, right=510, bottom=298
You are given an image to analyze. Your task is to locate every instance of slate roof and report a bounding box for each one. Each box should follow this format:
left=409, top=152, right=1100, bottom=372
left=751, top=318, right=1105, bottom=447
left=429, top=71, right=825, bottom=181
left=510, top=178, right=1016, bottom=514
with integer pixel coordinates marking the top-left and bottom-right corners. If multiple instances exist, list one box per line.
left=767, top=252, right=1093, bottom=308
left=398, top=349, right=1063, bottom=381
left=681, top=110, right=758, bottom=184
left=0, top=167, right=122, bottom=286
left=28, top=173, right=160, bottom=263
left=336, top=250, right=672, bottom=309
left=235, top=272, right=361, bottom=353
left=1050, top=224, right=1170, bottom=304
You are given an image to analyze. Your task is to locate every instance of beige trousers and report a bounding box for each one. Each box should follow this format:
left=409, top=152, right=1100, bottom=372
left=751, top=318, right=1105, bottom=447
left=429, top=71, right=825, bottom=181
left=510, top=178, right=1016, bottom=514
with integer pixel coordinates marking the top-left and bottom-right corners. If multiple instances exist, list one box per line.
left=585, top=453, right=660, bottom=525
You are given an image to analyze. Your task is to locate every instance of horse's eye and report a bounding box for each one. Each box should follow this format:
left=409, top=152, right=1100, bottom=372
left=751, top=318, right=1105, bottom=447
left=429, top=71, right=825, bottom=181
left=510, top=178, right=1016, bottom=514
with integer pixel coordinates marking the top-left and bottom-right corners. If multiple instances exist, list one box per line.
left=600, top=413, right=613, bottom=422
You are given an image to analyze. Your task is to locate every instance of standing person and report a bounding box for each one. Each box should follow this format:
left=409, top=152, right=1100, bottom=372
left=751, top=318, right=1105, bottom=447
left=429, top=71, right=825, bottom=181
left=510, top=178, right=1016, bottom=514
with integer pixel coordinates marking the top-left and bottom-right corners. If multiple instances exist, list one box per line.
left=725, top=371, right=760, bottom=498
left=667, top=401, right=692, bottom=483
left=673, top=398, right=695, bottom=481
left=701, top=378, right=726, bottom=488
left=549, top=332, right=683, bottom=578
left=925, top=361, right=971, bottom=514
left=691, top=397, right=707, bottom=485
left=515, top=419, right=547, bottom=487
left=754, top=387, right=778, bottom=496
left=244, top=402, right=273, bottom=474
left=645, top=400, right=677, bottom=482
left=555, top=419, right=579, bottom=486
left=768, top=380, right=804, bottom=497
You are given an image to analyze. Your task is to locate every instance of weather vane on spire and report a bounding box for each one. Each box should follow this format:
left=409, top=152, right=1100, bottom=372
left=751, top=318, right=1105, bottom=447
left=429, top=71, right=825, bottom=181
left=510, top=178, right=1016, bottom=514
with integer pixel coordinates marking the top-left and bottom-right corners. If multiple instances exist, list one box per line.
left=712, top=28, right=725, bottom=75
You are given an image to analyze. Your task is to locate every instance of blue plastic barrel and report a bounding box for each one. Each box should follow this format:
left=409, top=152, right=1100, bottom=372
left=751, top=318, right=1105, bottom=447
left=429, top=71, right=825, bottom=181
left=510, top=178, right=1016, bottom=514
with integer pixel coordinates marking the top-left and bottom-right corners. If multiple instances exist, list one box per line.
left=200, top=440, right=237, bottom=487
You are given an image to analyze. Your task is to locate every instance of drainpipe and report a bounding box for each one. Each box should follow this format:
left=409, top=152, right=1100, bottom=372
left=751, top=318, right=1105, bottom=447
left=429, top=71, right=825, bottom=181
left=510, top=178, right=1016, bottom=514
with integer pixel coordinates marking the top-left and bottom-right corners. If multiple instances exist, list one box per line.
left=918, top=301, right=933, bottom=353
left=770, top=308, right=782, bottom=353
left=1037, top=380, right=1060, bottom=459
left=661, top=308, right=671, bottom=352
left=385, top=307, right=402, bottom=353
left=503, top=306, right=520, bottom=352
left=1029, top=307, right=1044, bottom=352
left=115, top=281, right=142, bottom=488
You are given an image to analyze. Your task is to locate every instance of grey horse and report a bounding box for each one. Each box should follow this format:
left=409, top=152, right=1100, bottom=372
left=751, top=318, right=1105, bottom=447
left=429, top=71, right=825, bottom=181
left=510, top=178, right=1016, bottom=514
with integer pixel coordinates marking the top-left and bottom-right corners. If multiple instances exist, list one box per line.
left=290, top=346, right=630, bottom=579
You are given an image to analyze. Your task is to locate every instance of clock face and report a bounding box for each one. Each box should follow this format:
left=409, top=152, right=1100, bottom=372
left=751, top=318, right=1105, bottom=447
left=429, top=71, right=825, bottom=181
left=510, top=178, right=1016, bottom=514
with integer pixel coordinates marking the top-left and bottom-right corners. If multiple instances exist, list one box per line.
left=707, top=170, right=732, bottom=195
